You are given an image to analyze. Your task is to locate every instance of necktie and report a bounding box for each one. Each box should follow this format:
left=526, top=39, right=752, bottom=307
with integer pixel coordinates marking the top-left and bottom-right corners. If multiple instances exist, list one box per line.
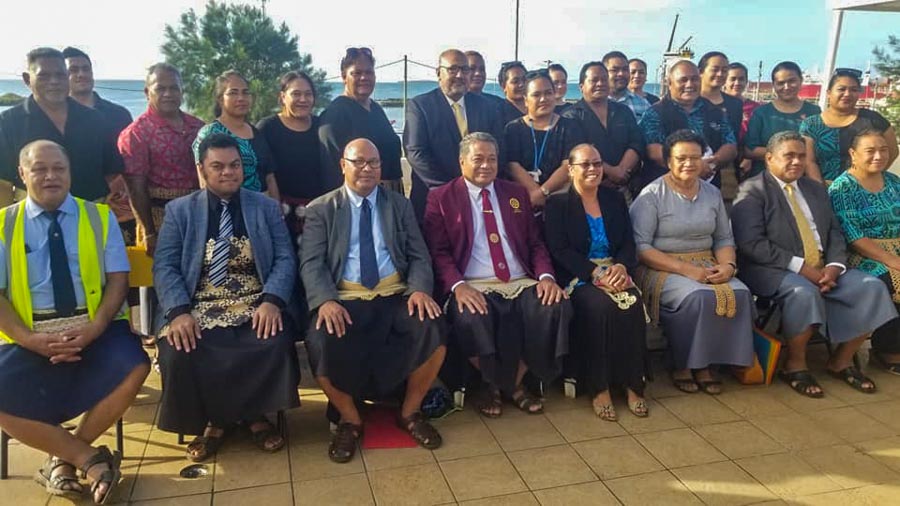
left=784, top=185, right=822, bottom=268
left=359, top=198, right=379, bottom=289
left=452, top=102, right=468, bottom=138
left=481, top=189, right=510, bottom=282
left=47, top=210, right=77, bottom=316
left=209, top=200, right=233, bottom=287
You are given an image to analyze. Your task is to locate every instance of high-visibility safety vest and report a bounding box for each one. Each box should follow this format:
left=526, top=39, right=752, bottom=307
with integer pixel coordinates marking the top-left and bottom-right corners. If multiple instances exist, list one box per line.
left=0, top=197, right=127, bottom=344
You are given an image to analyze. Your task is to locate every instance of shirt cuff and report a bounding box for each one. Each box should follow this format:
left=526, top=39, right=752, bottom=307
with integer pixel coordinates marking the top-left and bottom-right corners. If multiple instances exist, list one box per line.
left=825, top=262, right=847, bottom=275
left=261, top=293, right=286, bottom=309
left=788, top=256, right=804, bottom=273
left=166, top=305, right=191, bottom=323
left=450, top=280, right=466, bottom=293
left=538, top=273, right=555, bottom=282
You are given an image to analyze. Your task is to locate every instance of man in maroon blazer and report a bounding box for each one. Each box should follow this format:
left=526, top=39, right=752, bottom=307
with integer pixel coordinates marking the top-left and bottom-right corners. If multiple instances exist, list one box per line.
left=424, top=132, right=571, bottom=417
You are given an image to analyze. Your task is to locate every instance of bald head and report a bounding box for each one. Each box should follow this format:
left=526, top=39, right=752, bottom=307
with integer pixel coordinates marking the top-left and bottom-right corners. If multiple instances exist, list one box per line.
left=667, top=60, right=700, bottom=105
left=438, top=49, right=469, bottom=101
left=19, top=139, right=69, bottom=168
left=18, top=140, right=71, bottom=209
left=341, top=138, right=382, bottom=196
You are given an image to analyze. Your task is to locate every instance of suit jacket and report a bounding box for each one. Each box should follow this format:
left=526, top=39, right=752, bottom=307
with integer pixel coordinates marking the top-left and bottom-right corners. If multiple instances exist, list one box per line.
left=423, top=177, right=555, bottom=297
left=543, top=186, right=637, bottom=288
left=299, top=185, right=433, bottom=310
left=403, top=88, right=504, bottom=220
left=153, top=188, right=296, bottom=327
left=731, top=171, right=847, bottom=297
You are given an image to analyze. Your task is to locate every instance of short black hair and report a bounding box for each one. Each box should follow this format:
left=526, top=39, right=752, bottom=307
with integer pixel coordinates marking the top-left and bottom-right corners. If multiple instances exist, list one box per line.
left=340, top=47, right=375, bottom=77
left=279, top=70, right=316, bottom=98
left=524, top=69, right=552, bottom=90
left=628, top=58, right=648, bottom=70
left=728, top=62, right=748, bottom=76
left=770, top=61, right=802, bottom=82
left=827, top=68, right=862, bottom=91
left=578, top=61, right=607, bottom=85
left=61, top=46, right=91, bottom=64
left=547, top=63, right=567, bottom=78
left=197, top=133, right=241, bottom=163
left=850, top=128, right=887, bottom=150
left=26, top=47, right=64, bottom=70
left=498, top=61, right=527, bottom=87
left=602, top=51, right=628, bottom=66
left=698, top=51, right=728, bottom=72
left=663, top=129, right=707, bottom=163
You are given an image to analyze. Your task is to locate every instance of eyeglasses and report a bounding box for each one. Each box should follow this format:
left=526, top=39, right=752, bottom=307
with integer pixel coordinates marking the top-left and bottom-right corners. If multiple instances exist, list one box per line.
left=345, top=47, right=373, bottom=58
left=343, top=157, right=382, bottom=169
left=524, top=69, right=550, bottom=80
left=833, top=67, right=863, bottom=79
left=440, top=65, right=471, bottom=75
left=500, top=60, right=523, bottom=70
left=571, top=161, right=604, bottom=169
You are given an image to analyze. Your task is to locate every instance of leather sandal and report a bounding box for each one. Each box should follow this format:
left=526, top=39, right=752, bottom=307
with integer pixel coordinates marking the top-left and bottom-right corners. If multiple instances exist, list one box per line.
left=628, top=399, right=650, bottom=418
left=478, top=386, right=503, bottom=418
left=79, top=446, right=122, bottom=505
left=329, top=422, right=362, bottom=463
left=186, top=430, right=226, bottom=463
left=827, top=366, right=877, bottom=394
left=593, top=403, right=618, bottom=421
left=511, top=388, right=544, bottom=414
left=397, top=412, right=443, bottom=450
left=779, top=369, right=824, bottom=398
left=35, top=457, right=83, bottom=498
left=249, top=419, right=284, bottom=453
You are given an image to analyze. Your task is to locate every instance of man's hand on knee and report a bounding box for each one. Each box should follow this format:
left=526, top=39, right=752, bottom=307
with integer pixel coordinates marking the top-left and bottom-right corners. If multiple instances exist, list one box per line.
left=316, top=300, right=352, bottom=338
left=23, top=332, right=82, bottom=362
left=252, top=302, right=283, bottom=339
left=408, top=291, right=442, bottom=321
left=167, top=314, right=201, bottom=352
left=536, top=278, right=567, bottom=305
left=453, top=283, right=488, bottom=315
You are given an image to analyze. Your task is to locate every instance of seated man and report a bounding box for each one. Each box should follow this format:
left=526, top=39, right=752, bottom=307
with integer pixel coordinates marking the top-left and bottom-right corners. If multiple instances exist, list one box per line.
left=424, top=132, right=571, bottom=417
left=0, top=140, right=149, bottom=504
left=301, top=138, right=446, bottom=464
left=732, top=131, right=898, bottom=398
left=153, top=133, right=300, bottom=461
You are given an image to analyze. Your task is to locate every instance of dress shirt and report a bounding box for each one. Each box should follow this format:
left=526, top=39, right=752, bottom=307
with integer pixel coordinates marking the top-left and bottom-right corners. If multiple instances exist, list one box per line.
left=342, top=186, right=397, bottom=283
left=444, top=94, right=468, bottom=124
left=771, top=175, right=845, bottom=274
left=119, top=108, right=205, bottom=190
left=0, top=194, right=129, bottom=310
left=610, top=90, right=651, bottom=123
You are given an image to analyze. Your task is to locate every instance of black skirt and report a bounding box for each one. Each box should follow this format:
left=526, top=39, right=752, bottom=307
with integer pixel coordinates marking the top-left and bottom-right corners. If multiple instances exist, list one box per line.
left=157, top=320, right=301, bottom=435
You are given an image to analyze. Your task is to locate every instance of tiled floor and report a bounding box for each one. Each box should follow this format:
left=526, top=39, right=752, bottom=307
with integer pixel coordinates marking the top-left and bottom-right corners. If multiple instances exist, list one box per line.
left=5, top=346, right=900, bottom=505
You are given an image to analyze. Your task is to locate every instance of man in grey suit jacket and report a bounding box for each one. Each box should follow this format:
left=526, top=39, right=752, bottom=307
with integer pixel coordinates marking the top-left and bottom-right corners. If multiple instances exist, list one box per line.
left=732, top=131, right=897, bottom=399
left=153, top=133, right=300, bottom=460
left=301, top=138, right=446, bottom=464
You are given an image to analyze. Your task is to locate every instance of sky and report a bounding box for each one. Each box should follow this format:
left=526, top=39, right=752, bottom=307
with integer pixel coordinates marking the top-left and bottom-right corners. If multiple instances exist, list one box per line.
left=2, top=0, right=898, bottom=83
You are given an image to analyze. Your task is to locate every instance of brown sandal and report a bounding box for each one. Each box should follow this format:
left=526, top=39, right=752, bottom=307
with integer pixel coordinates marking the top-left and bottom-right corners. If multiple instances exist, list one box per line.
left=35, top=457, right=83, bottom=498
left=79, top=446, right=122, bottom=505
left=397, top=412, right=443, bottom=450
left=478, top=386, right=503, bottom=418
left=186, top=430, right=226, bottom=463
left=249, top=419, right=284, bottom=453
left=329, top=422, right=362, bottom=463
left=511, top=388, right=544, bottom=414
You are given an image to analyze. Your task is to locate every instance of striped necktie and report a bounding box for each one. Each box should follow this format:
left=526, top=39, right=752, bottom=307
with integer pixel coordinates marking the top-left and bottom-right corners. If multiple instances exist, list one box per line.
left=209, top=200, right=233, bottom=287
left=784, top=184, right=822, bottom=268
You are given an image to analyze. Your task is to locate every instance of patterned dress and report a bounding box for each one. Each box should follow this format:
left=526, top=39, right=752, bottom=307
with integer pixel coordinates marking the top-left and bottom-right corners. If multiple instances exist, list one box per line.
left=799, top=109, right=891, bottom=182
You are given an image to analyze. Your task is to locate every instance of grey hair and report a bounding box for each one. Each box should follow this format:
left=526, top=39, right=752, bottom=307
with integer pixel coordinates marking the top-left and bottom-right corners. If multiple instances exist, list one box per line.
left=146, top=62, right=182, bottom=85
left=19, top=139, right=69, bottom=167
left=459, top=132, right=499, bottom=158
left=766, top=130, right=805, bottom=153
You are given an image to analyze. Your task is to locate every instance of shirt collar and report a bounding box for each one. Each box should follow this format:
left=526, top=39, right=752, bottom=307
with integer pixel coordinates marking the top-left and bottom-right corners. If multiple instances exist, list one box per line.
left=206, top=188, right=241, bottom=210
left=445, top=93, right=466, bottom=109
left=770, top=173, right=798, bottom=192
left=345, top=185, right=379, bottom=208
left=610, top=89, right=634, bottom=102
left=24, top=193, right=77, bottom=220
left=464, top=178, right=494, bottom=199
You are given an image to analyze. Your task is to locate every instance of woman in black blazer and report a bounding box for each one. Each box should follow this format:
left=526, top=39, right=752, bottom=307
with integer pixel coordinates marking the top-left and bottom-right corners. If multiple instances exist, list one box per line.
left=544, top=143, right=648, bottom=421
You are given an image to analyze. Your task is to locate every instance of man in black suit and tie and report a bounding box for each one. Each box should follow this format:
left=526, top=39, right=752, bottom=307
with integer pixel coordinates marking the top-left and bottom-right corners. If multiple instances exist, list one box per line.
left=403, top=48, right=504, bottom=220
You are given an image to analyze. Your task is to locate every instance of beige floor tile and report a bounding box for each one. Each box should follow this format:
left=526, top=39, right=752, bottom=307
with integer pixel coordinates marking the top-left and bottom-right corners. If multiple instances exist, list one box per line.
left=797, top=444, right=900, bottom=489
left=748, top=412, right=843, bottom=451
left=361, top=447, right=435, bottom=472
left=853, top=483, right=900, bottom=504
left=544, top=406, right=626, bottom=443
left=369, top=462, right=454, bottom=505
left=133, top=384, right=162, bottom=406
left=695, top=421, right=787, bottom=459
left=292, top=473, right=374, bottom=506
left=213, top=448, right=290, bottom=491
left=769, top=381, right=848, bottom=412
left=121, top=402, right=160, bottom=434
left=130, top=430, right=215, bottom=502
left=213, top=482, right=293, bottom=505
left=646, top=376, right=695, bottom=399
left=855, top=436, right=900, bottom=473
left=805, top=406, right=894, bottom=443
left=658, top=395, right=741, bottom=426
left=672, top=460, right=777, bottom=506
left=615, top=399, right=686, bottom=434
left=735, top=453, right=842, bottom=498
left=431, top=421, right=503, bottom=462
left=483, top=415, right=565, bottom=452
left=855, top=398, right=900, bottom=432
left=532, top=481, right=621, bottom=506
left=440, top=454, right=527, bottom=502
left=507, top=444, right=597, bottom=490
left=2, top=437, right=53, bottom=478
left=715, top=387, right=794, bottom=418
left=814, top=374, right=895, bottom=406
left=635, top=428, right=727, bottom=469
left=459, top=491, right=540, bottom=505
left=288, top=441, right=364, bottom=482
left=430, top=405, right=484, bottom=427
left=540, top=390, right=586, bottom=413
left=131, top=493, right=212, bottom=505
left=605, top=470, right=703, bottom=505
left=283, top=411, right=335, bottom=446
left=572, top=435, right=663, bottom=480
left=786, top=489, right=866, bottom=506
left=0, top=475, right=54, bottom=506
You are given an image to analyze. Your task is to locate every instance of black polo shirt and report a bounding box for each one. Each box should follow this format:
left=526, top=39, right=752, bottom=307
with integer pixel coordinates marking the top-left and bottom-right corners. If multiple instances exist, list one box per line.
left=562, top=99, right=645, bottom=166
left=0, top=96, right=124, bottom=201
left=93, top=92, right=133, bottom=139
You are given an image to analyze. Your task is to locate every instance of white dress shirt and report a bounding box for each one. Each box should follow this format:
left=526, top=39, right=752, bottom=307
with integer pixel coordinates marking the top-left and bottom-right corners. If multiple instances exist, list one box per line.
left=772, top=175, right=845, bottom=274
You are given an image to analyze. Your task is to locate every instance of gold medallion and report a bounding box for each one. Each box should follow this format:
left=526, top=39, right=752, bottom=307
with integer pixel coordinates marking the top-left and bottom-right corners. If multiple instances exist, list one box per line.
left=489, top=233, right=500, bottom=244
left=509, top=198, right=520, bottom=209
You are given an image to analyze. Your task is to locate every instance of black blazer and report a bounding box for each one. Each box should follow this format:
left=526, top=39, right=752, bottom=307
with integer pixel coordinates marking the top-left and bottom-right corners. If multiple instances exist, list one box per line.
left=543, top=186, right=638, bottom=288
left=403, top=88, right=504, bottom=220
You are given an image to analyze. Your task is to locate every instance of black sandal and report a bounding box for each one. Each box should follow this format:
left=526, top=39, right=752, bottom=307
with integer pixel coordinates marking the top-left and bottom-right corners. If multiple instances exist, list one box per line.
left=478, top=386, right=503, bottom=418
left=828, top=366, right=877, bottom=394
left=79, top=446, right=121, bottom=505
left=329, top=422, right=362, bottom=463
left=35, top=457, right=83, bottom=498
left=186, top=430, right=226, bottom=462
left=779, top=369, right=825, bottom=398
left=672, top=376, right=699, bottom=394
left=397, top=412, right=443, bottom=450
left=696, top=379, right=723, bottom=395
left=248, top=419, right=285, bottom=453
left=511, top=388, right=544, bottom=414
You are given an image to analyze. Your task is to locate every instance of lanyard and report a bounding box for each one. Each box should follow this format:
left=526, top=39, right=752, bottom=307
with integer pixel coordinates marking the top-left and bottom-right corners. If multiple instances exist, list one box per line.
left=529, top=118, right=552, bottom=172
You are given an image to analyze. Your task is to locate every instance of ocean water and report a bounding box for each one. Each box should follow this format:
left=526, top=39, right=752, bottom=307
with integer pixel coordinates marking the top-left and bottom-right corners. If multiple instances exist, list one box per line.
left=0, top=79, right=661, bottom=131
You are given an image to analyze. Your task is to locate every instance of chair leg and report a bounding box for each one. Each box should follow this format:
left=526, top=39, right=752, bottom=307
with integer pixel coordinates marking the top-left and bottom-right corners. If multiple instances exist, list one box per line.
left=116, top=418, right=124, bottom=457
left=276, top=410, right=286, bottom=440
left=1, top=430, right=9, bottom=480
left=177, top=434, right=186, bottom=445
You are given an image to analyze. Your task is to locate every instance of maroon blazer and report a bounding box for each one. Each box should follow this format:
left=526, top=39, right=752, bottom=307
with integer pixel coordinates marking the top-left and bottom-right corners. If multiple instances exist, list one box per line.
left=423, top=176, right=556, bottom=297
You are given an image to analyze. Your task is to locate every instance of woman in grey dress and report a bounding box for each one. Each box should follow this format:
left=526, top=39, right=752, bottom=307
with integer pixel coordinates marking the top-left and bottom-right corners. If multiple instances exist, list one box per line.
left=630, top=130, right=754, bottom=394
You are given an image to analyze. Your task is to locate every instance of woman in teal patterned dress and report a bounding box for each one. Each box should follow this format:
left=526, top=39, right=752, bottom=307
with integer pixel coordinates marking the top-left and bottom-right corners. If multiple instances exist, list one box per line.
left=800, top=69, right=898, bottom=183
left=829, top=130, right=900, bottom=373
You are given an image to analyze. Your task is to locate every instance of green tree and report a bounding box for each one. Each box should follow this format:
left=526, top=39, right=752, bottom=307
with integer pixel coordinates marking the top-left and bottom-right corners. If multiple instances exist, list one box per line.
left=873, top=35, right=900, bottom=130
left=161, top=0, right=330, bottom=122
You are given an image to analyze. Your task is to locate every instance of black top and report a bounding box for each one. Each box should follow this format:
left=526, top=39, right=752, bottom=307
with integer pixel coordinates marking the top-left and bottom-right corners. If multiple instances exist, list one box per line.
left=93, top=92, right=133, bottom=138
left=318, top=95, right=402, bottom=182
left=838, top=108, right=892, bottom=172
left=257, top=115, right=330, bottom=200
left=0, top=96, right=123, bottom=200
left=500, top=100, right=525, bottom=126
left=205, top=189, right=248, bottom=240
left=644, top=92, right=660, bottom=105
left=504, top=116, right=585, bottom=184
left=562, top=99, right=645, bottom=167
left=554, top=103, right=572, bottom=115
left=707, top=93, right=743, bottom=142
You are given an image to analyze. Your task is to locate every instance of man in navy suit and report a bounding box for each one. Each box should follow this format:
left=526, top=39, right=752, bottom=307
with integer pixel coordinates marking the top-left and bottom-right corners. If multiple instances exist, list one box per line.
left=403, top=49, right=504, bottom=221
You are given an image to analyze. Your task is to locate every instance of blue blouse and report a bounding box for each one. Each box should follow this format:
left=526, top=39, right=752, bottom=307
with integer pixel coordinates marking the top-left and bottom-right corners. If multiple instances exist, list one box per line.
left=587, top=214, right=611, bottom=259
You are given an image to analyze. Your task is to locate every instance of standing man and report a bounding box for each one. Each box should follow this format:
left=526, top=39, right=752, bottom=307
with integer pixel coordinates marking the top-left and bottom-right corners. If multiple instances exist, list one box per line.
left=404, top=49, right=504, bottom=220
left=603, top=51, right=651, bottom=123
left=119, top=63, right=204, bottom=256
left=465, top=50, right=506, bottom=110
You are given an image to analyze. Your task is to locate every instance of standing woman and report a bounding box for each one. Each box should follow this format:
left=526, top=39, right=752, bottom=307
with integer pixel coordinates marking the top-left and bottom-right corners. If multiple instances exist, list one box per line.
left=548, top=63, right=571, bottom=114
left=723, top=62, right=760, bottom=178
left=257, top=71, right=326, bottom=244
left=700, top=52, right=743, bottom=199
left=504, top=70, right=585, bottom=208
left=800, top=68, right=899, bottom=183
left=745, top=61, right=821, bottom=178
left=319, top=47, right=404, bottom=193
left=628, top=58, right=659, bottom=105
left=544, top=143, right=648, bottom=420
left=193, top=70, right=280, bottom=199
left=498, top=61, right=528, bottom=125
